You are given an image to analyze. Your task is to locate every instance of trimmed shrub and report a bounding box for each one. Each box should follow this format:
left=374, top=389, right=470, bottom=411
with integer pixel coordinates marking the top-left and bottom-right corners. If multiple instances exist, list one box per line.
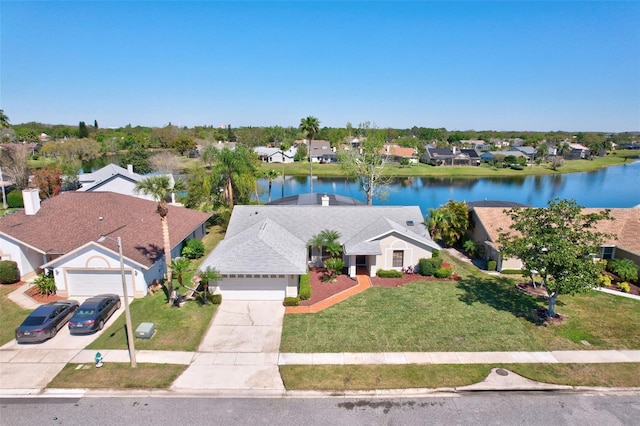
left=487, top=260, right=497, bottom=271
left=434, top=268, right=453, bottom=279
left=500, top=269, right=524, bottom=275
left=207, top=293, right=222, bottom=304
left=181, top=239, right=205, bottom=259
left=299, top=273, right=311, bottom=300
left=599, top=274, right=612, bottom=287
left=418, top=258, right=435, bottom=276
left=33, top=272, right=56, bottom=296
left=608, top=259, right=638, bottom=282
left=432, top=249, right=440, bottom=258
left=618, top=282, right=631, bottom=293
left=376, top=269, right=403, bottom=278
left=284, top=297, right=300, bottom=306
left=0, top=260, right=20, bottom=284
left=6, top=189, right=24, bottom=208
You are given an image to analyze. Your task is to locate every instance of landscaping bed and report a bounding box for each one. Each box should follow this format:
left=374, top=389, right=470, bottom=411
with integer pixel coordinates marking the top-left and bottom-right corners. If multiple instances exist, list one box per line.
left=299, top=268, right=358, bottom=306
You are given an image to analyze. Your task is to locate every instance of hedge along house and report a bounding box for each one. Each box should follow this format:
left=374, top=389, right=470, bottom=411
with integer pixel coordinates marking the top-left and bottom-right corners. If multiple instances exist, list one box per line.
left=198, top=195, right=441, bottom=301
left=0, top=190, right=210, bottom=297
left=469, top=206, right=640, bottom=272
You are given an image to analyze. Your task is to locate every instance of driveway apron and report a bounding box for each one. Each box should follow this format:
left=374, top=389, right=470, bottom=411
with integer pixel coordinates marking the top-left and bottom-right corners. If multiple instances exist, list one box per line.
left=171, top=301, right=285, bottom=392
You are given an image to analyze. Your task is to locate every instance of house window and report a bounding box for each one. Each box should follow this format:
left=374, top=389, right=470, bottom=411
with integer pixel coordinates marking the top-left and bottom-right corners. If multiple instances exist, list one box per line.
left=392, top=250, right=404, bottom=268
left=278, top=275, right=285, bottom=278
left=600, top=246, right=615, bottom=260
left=229, top=274, right=236, bottom=278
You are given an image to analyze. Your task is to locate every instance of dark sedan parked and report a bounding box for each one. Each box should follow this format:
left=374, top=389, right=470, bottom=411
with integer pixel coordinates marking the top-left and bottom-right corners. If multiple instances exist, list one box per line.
left=15, top=300, right=79, bottom=343
left=68, top=294, right=121, bottom=335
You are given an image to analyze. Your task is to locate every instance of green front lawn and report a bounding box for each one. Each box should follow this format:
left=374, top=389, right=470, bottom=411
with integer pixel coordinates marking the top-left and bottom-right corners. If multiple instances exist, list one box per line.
left=87, top=285, right=216, bottom=352
left=0, top=283, right=32, bottom=346
left=280, top=253, right=640, bottom=353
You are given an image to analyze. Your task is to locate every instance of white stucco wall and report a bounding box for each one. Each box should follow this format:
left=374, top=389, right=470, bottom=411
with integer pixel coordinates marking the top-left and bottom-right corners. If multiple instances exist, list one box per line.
left=0, top=235, right=44, bottom=278
left=48, top=245, right=151, bottom=298
left=371, top=234, right=433, bottom=276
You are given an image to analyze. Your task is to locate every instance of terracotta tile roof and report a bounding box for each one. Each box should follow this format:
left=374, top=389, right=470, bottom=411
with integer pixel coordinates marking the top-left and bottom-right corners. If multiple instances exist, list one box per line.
left=0, top=192, right=211, bottom=268
left=390, top=147, right=415, bottom=158
left=473, top=207, right=640, bottom=255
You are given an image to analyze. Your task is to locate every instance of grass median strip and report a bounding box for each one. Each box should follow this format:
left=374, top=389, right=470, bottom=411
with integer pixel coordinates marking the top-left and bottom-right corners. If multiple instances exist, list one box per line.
left=48, top=363, right=186, bottom=389
left=87, top=291, right=216, bottom=352
left=280, top=363, right=640, bottom=391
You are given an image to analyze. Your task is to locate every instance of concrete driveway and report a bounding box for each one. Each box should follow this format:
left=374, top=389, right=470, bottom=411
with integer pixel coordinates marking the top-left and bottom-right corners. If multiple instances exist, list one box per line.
left=171, top=301, right=285, bottom=393
left=0, top=303, right=126, bottom=390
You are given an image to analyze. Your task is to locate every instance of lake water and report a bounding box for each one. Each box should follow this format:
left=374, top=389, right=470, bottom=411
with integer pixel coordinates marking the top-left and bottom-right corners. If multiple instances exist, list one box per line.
left=258, top=160, right=640, bottom=210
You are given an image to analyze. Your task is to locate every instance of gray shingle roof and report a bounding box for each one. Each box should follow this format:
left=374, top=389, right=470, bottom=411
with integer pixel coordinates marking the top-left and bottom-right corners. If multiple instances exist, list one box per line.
left=201, top=204, right=440, bottom=274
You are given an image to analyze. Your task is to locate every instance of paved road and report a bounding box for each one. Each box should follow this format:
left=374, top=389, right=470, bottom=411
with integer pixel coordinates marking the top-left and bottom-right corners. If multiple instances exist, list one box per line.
left=2, top=392, right=639, bottom=425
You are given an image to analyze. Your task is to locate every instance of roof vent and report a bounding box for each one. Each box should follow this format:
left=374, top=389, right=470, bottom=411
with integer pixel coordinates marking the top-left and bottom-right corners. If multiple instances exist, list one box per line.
left=406, top=220, right=414, bottom=226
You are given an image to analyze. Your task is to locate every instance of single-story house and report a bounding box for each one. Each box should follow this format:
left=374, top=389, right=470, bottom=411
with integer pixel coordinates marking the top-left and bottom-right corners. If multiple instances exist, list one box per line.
left=382, top=145, right=417, bottom=164
left=198, top=195, right=441, bottom=300
left=507, top=146, right=537, bottom=162
left=254, top=146, right=297, bottom=163
left=0, top=190, right=210, bottom=297
left=78, top=163, right=178, bottom=204
left=469, top=206, right=640, bottom=271
left=480, top=150, right=527, bottom=163
left=422, top=147, right=476, bottom=166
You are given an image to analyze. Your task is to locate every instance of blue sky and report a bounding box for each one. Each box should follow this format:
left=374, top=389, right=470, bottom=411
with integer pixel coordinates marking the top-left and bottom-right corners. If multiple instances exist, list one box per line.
left=1, top=1, right=639, bottom=132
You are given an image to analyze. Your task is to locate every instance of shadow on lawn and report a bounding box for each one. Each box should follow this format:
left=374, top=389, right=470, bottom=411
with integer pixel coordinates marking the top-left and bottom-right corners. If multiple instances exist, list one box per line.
left=456, top=275, right=545, bottom=324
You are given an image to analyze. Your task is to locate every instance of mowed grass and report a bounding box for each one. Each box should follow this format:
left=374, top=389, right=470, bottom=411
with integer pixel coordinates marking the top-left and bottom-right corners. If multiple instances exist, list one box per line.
left=280, top=363, right=640, bottom=391
left=48, top=363, right=186, bottom=389
left=87, top=290, right=216, bottom=351
left=0, top=283, right=32, bottom=346
left=280, top=253, right=640, bottom=353
left=258, top=153, right=635, bottom=178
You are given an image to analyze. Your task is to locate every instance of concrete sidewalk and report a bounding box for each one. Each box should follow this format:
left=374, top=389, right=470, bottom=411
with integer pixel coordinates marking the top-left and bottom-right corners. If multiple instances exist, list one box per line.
left=278, top=350, right=640, bottom=365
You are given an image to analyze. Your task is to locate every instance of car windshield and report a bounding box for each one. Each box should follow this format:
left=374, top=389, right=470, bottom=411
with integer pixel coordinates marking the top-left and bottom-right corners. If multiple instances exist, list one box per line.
left=75, top=309, right=95, bottom=317
left=22, top=316, right=46, bottom=326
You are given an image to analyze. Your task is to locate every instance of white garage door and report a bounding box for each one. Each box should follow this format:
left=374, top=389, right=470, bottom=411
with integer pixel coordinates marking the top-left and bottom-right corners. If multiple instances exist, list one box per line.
left=218, top=277, right=287, bottom=301
left=66, top=270, right=134, bottom=297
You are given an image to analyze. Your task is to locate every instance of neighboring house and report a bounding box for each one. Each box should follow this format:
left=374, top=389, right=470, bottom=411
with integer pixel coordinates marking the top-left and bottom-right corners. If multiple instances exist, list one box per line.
left=308, top=140, right=337, bottom=163
left=382, top=145, right=417, bottom=164
left=0, top=190, right=210, bottom=298
left=421, top=147, right=455, bottom=165
left=567, top=143, right=591, bottom=160
left=480, top=150, right=527, bottom=163
left=460, top=140, right=491, bottom=152
left=77, top=163, right=177, bottom=203
left=459, top=148, right=482, bottom=166
left=507, top=146, right=537, bottom=162
left=422, top=147, right=476, bottom=166
left=254, top=146, right=297, bottom=163
left=199, top=197, right=441, bottom=300
left=469, top=206, right=640, bottom=271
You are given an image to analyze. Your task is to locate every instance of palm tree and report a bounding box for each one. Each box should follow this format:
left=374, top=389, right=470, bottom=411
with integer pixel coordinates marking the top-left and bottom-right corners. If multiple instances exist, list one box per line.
left=197, top=266, right=222, bottom=304
left=212, top=147, right=256, bottom=207
left=264, top=169, right=279, bottom=203
left=135, top=175, right=181, bottom=304
left=299, top=116, right=320, bottom=193
left=170, top=257, right=191, bottom=288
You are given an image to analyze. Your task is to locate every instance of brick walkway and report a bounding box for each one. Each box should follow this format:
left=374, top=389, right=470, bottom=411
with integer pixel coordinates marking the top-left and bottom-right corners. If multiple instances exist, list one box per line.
left=285, top=274, right=371, bottom=314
